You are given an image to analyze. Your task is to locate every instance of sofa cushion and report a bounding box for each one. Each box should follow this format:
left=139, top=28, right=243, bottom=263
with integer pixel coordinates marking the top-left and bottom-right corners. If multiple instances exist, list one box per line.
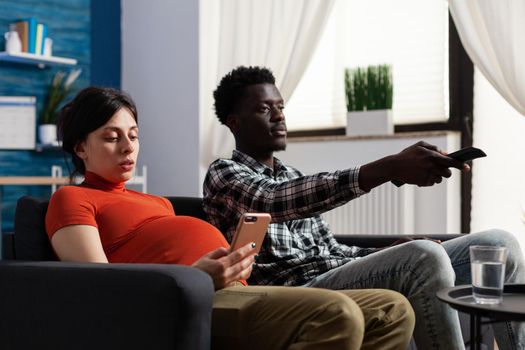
left=14, top=196, right=56, bottom=261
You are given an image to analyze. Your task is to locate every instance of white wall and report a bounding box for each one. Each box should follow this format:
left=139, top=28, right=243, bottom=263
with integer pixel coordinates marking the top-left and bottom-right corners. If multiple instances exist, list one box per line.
left=471, top=68, right=525, bottom=250
left=280, top=132, right=462, bottom=234
left=121, top=0, right=200, bottom=196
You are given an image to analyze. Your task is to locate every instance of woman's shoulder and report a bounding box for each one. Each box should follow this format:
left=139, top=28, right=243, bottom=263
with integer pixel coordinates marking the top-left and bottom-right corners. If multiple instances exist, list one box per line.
left=50, top=185, right=93, bottom=207
left=52, top=184, right=92, bottom=198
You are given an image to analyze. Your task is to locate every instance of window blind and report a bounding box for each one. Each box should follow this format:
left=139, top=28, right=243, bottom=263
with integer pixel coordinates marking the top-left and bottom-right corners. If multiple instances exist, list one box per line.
left=285, top=0, right=449, bottom=131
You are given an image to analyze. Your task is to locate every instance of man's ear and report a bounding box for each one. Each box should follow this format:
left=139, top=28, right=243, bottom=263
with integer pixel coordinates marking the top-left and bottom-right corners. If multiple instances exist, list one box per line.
left=74, top=141, right=88, bottom=160
left=226, top=114, right=240, bottom=134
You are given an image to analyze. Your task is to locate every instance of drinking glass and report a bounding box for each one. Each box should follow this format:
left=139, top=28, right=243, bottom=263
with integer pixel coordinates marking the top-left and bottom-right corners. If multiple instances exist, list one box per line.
left=470, top=245, right=507, bottom=304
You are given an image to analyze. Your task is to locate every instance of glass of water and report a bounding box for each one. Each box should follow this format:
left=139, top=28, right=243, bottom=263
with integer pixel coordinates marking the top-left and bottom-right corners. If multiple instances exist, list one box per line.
left=470, top=245, right=508, bottom=304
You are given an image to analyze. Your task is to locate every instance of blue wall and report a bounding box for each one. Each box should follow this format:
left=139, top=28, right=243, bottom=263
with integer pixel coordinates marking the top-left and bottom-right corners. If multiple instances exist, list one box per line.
left=0, top=0, right=121, bottom=233
left=0, top=0, right=91, bottom=232
left=91, top=0, right=120, bottom=88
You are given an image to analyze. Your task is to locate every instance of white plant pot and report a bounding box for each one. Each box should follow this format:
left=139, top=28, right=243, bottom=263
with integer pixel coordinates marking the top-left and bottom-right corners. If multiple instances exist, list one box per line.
left=346, top=109, right=394, bottom=136
left=39, top=124, right=57, bottom=144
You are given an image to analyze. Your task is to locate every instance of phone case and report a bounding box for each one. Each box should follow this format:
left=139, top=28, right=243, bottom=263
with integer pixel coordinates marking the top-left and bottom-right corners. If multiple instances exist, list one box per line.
left=230, top=213, right=271, bottom=253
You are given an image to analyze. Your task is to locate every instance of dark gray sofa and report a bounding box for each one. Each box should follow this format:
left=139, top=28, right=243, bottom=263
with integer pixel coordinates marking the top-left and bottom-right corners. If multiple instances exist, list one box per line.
left=0, top=196, right=214, bottom=350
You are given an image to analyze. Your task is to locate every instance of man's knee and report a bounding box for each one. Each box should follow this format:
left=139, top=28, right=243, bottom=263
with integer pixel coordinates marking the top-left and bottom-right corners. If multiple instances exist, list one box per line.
left=471, top=229, right=519, bottom=247
left=475, top=229, right=525, bottom=279
left=403, top=240, right=455, bottom=285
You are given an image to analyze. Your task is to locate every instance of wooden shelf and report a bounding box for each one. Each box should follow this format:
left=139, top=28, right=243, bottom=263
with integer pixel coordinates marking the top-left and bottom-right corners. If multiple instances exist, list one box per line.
left=0, top=176, right=71, bottom=186
left=0, top=51, right=77, bottom=68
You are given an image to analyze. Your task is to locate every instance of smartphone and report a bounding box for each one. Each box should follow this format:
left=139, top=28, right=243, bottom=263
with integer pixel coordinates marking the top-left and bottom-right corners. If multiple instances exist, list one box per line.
left=229, top=213, right=271, bottom=253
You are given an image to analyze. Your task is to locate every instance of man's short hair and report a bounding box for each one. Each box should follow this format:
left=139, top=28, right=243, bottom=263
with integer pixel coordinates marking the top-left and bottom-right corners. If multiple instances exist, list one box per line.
left=213, top=66, right=276, bottom=125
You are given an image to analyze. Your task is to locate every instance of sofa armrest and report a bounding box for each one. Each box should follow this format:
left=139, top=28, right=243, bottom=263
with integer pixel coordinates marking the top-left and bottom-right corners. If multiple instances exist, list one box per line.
left=335, top=233, right=465, bottom=248
left=0, top=261, right=214, bottom=350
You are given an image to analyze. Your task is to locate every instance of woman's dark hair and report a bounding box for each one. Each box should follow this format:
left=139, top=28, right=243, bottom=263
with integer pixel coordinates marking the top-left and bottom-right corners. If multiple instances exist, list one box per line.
left=213, top=66, right=276, bottom=125
left=58, top=86, right=138, bottom=177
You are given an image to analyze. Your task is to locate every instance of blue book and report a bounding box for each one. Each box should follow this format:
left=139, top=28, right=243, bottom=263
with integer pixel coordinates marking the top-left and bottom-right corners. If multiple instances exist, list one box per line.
left=25, top=17, right=37, bottom=54
left=40, top=23, right=47, bottom=55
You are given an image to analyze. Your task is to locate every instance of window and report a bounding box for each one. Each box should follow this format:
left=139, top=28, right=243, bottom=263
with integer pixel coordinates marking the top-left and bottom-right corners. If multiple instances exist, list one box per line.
left=285, top=0, right=450, bottom=131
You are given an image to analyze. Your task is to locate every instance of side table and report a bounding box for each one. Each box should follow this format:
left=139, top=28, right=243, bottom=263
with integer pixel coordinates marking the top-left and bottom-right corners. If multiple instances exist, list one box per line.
left=437, top=284, right=525, bottom=350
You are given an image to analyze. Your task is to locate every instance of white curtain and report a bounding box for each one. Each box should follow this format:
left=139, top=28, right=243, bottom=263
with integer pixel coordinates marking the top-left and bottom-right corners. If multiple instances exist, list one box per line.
left=450, top=0, right=525, bottom=255
left=449, top=0, right=525, bottom=116
left=199, top=0, right=336, bottom=180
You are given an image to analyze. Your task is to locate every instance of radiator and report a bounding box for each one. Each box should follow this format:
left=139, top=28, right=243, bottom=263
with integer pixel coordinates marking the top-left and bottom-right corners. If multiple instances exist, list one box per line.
left=322, top=183, right=415, bottom=235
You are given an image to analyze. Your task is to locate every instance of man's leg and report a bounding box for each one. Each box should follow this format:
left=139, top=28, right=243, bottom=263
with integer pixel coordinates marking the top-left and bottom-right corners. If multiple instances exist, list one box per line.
left=304, top=240, right=465, bottom=350
left=212, top=286, right=365, bottom=350
left=337, top=289, right=415, bottom=350
left=443, top=229, right=525, bottom=350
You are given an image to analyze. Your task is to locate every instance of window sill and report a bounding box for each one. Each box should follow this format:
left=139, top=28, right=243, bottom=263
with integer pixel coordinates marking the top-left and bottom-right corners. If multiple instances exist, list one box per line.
left=287, top=130, right=460, bottom=143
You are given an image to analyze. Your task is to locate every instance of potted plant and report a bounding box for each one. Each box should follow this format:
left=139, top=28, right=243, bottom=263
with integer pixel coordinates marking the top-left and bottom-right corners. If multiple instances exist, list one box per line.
left=39, top=69, right=82, bottom=144
left=345, top=64, right=393, bottom=136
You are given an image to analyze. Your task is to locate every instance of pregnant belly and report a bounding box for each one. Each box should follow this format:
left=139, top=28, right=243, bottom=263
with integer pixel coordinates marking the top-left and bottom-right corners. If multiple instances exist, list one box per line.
left=108, top=215, right=230, bottom=265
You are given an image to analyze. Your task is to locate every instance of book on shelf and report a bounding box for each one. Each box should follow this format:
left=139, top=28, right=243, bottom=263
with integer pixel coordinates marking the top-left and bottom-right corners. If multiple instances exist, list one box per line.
left=35, top=23, right=47, bottom=55
left=26, top=17, right=37, bottom=54
left=9, top=21, right=28, bottom=52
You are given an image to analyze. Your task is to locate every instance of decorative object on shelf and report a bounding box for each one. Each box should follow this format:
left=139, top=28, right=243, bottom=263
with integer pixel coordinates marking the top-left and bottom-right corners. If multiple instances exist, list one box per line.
left=345, top=64, right=394, bottom=136
left=43, top=37, right=52, bottom=57
left=4, top=31, right=22, bottom=54
left=39, top=69, right=82, bottom=144
left=38, top=124, right=58, bottom=145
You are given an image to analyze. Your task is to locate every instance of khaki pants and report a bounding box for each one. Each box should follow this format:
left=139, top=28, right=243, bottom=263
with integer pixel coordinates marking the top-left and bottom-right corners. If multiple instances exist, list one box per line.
left=212, top=286, right=414, bottom=350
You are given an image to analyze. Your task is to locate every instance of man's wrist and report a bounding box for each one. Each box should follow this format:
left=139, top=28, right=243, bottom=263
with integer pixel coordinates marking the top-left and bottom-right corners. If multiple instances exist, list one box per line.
left=359, top=155, right=396, bottom=192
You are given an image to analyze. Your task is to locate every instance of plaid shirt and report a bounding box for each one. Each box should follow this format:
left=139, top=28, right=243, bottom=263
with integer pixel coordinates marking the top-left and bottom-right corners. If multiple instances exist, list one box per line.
left=203, top=150, right=376, bottom=286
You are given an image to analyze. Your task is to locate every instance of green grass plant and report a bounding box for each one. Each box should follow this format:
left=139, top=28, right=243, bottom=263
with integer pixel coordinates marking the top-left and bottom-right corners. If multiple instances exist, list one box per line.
left=345, top=64, right=392, bottom=112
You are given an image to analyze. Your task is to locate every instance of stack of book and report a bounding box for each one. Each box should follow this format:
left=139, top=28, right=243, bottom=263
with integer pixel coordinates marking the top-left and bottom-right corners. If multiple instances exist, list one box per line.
left=9, top=17, right=48, bottom=55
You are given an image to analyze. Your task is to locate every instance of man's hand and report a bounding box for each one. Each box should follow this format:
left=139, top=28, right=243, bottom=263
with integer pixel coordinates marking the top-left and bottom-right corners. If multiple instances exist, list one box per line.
left=359, top=141, right=470, bottom=191
left=389, top=141, right=468, bottom=186
left=192, top=242, right=256, bottom=290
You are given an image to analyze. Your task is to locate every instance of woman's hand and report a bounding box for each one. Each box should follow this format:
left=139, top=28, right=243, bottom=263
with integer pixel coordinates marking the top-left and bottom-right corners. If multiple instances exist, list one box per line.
left=192, top=242, right=257, bottom=290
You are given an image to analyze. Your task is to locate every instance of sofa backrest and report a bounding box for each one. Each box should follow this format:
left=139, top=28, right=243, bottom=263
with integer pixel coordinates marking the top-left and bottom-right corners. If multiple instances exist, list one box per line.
left=14, top=196, right=56, bottom=261
left=165, top=196, right=206, bottom=221
left=10, top=195, right=207, bottom=261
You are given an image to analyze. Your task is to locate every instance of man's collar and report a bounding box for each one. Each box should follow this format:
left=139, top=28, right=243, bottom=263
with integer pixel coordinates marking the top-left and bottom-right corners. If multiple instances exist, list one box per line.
left=232, top=149, right=286, bottom=175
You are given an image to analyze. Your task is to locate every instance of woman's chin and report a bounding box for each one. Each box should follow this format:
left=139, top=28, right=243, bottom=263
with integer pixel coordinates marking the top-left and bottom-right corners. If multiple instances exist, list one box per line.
left=108, top=171, right=133, bottom=183
left=120, top=173, right=134, bottom=182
